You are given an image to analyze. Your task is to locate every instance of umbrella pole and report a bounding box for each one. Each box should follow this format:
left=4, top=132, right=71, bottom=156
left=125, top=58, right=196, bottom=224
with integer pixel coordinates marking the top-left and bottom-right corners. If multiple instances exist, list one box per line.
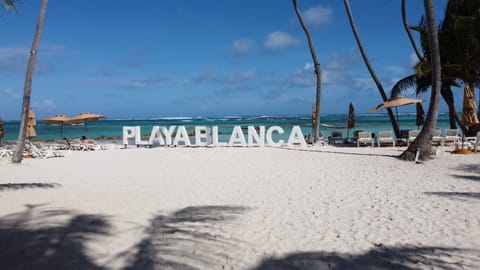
left=60, top=124, right=63, bottom=137
left=395, top=107, right=402, bottom=134
left=84, top=120, right=88, bottom=137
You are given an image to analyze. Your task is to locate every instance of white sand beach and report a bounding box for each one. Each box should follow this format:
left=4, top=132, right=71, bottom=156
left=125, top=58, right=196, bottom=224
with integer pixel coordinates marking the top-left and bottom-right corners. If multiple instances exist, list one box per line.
left=0, top=145, right=479, bottom=269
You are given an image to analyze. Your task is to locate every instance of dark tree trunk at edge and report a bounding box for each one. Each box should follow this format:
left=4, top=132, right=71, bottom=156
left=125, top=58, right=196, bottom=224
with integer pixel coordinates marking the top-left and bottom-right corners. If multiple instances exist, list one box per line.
left=343, top=0, right=401, bottom=138
left=12, top=0, right=48, bottom=163
left=292, top=0, right=322, bottom=143
left=400, top=0, right=441, bottom=161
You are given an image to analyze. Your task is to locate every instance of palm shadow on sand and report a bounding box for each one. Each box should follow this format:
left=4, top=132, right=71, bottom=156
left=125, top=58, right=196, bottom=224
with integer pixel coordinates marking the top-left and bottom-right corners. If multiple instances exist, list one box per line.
left=249, top=244, right=478, bottom=270
left=0, top=182, right=60, bottom=191
left=0, top=204, right=250, bottom=270
left=451, top=163, right=480, bottom=182
left=122, top=205, right=251, bottom=270
left=0, top=205, right=110, bottom=270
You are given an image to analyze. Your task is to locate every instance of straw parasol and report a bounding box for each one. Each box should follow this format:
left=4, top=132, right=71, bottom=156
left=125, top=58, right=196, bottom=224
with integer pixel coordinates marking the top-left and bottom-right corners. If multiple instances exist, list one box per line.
left=0, top=118, right=4, bottom=146
left=68, top=112, right=105, bottom=136
left=311, top=105, right=316, bottom=128
left=453, top=84, right=479, bottom=155
left=369, top=96, right=422, bottom=130
left=369, top=96, right=422, bottom=112
left=416, top=102, right=425, bottom=128
left=460, top=84, right=479, bottom=126
left=43, top=114, right=73, bottom=137
left=0, top=118, right=4, bottom=139
left=346, top=102, right=355, bottom=141
left=26, top=108, right=37, bottom=139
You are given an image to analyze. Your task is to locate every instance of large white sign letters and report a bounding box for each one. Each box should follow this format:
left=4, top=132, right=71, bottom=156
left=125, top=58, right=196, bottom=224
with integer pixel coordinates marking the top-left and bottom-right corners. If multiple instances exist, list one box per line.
left=123, top=125, right=306, bottom=147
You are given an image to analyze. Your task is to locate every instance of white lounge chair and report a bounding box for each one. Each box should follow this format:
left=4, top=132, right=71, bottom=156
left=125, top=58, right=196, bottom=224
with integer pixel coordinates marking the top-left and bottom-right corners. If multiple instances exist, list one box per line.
left=444, top=129, right=460, bottom=145
left=0, top=148, right=12, bottom=158
left=328, top=131, right=343, bottom=144
left=30, top=143, right=70, bottom=159
left=407, top=130, right=420, bottom=146
left=377, top=131, right=395, bottom=147
left=357, top=131, right=374, bottom=147
left=431, top=129, right=443, bottom=146
left=472, top=131, right=480, bottom=153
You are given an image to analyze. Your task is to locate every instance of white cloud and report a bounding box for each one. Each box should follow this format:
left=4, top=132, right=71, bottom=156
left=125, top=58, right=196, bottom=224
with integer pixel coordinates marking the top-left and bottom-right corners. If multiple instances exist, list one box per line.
left=303, top=5, right=333, bottom=26
left=33, top=99, right=56, bottom=110
left=325, top=49, right=359, bottom=70
left=264, top=31, right=299, bottom=51
left=229, top=38, right=254, bottom=57
left=304, top=62, right=313, bottom=70
left=386, top=65, right=406, bottom=75
left=408, top=53, right=419, bottom=68
left=3, top=87, right=21, bottom=99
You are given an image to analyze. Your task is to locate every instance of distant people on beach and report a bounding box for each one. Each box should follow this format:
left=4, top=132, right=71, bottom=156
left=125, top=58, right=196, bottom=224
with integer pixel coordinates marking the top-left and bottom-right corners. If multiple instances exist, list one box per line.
left=304, top=134, right=313, bottom=144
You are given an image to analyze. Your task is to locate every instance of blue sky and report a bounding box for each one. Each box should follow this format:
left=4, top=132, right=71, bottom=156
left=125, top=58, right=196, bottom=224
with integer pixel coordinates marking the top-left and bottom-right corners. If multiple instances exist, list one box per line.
left=0, top=0, right=453, bottom=120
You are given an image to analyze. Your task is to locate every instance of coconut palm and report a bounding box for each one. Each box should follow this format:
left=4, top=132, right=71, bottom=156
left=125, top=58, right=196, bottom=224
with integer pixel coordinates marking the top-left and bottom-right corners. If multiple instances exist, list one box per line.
left=343, top=0, right=401, bottom=138
left=400, top=0, right=442, bottom=161
left=11, top=0, right=48, bottom=164
left=1, top=0, right=20, bottom=14
left=292, top=0, right=323, bottom=143
left=393, top=0, right=480, bottom=136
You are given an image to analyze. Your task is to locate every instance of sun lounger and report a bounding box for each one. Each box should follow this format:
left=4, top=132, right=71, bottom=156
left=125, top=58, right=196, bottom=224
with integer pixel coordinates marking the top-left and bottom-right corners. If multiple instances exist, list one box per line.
left=472, top=131, right=480, bottom=153
left=407, top=130, right=420, bottom=146
left=357, top=131, right=374, bottom=147
left=431, top=129, right=443, bottom=146
left=444, top=129, right=460, bottom=145
left=0, top=148, right=13, bottom=158
left=377, top=131, right=395, bottom=147
left=29, top=143, right=70, bottom=159
left=328, top=131, right=343, bottom=144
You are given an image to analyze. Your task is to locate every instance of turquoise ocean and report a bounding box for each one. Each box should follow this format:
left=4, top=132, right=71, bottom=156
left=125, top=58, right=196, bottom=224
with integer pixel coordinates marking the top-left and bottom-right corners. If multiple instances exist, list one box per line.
left=0, top=113, right=452, bottom=142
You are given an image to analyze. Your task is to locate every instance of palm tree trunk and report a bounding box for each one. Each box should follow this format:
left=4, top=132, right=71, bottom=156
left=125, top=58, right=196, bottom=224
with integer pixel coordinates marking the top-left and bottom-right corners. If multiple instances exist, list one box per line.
left=440, top=85, right=466, bottom=132
left=400, top=0, right=441, bottom=161
left=401, top=0, right=423, bottom=61
left=11, top=0, right=48, bottom=163
left=292, top=0, right=322, bottom=143
left=343, top=0, right=401, bottom=138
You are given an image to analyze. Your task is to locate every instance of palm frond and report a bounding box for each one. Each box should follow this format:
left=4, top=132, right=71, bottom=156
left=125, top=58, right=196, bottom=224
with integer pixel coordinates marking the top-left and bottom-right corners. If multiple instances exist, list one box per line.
left=390, top=74, right=418, bottom=98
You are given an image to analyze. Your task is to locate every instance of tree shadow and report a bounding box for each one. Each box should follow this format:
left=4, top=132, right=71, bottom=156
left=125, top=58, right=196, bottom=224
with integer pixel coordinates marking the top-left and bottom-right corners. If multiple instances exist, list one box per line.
left=424, top=192, right=480, bottom=201
left=451, top=164, right=480, bottom=182
left=0, top=205, right=110, bottom=270
left=0, top=182, right=60, bottom=191
left=250, top=244, right=477, bottom=270
left=122, top=205, right=251, bottom=270
left=275, top=146, right=400, bottom=158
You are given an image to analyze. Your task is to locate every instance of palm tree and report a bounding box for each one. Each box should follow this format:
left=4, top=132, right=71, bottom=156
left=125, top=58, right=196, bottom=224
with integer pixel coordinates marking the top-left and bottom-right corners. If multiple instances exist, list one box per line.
left=292, top=0, right=322, bottom=143
left=392, top=17, right=463, bottom=132
left=343, top=0, right=401, bottom=138
left=440, top=0, right=480, bottom=135
left=401, top=0, right=423, bottom=61
left=394, top=0, right=480, bottom=136
left=11, top=0, right=48, bottom=164
left=1, top=0, right=20, bottom=14
left=399, top=0, right=442, bottom=161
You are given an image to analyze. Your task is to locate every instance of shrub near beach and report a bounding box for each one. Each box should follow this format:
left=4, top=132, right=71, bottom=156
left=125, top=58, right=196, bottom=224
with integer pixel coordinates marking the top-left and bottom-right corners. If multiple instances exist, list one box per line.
left=123, top=125, right=307, bottom=147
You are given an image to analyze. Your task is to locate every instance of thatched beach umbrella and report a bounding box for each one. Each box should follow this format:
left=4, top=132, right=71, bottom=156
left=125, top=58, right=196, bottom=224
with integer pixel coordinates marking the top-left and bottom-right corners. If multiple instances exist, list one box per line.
left=43, top=114, right=72, bottom=137
left=460, top=84, right=479, bottom=126
left=26, top=109, right=37, bottom=139
left=453, top=85, right=479, bottom=155
left=416, top=102, right=425, bottom=128
left=0, top=118, right=4, bottom=146
left=346, top=102, right=355, bottom=141
left=68, top=112, right=104, bottom=136
left=369, top=96, right=422, bottom=130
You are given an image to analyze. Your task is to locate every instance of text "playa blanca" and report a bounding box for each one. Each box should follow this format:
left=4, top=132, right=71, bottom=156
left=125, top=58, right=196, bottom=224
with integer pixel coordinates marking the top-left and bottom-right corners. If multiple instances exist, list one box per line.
left=122, top=125, right=307, bottom=147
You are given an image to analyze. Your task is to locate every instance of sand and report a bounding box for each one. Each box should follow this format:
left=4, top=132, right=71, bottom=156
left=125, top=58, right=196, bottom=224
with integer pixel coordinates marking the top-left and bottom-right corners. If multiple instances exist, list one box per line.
left=0, top=145, right=479, bottom=269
